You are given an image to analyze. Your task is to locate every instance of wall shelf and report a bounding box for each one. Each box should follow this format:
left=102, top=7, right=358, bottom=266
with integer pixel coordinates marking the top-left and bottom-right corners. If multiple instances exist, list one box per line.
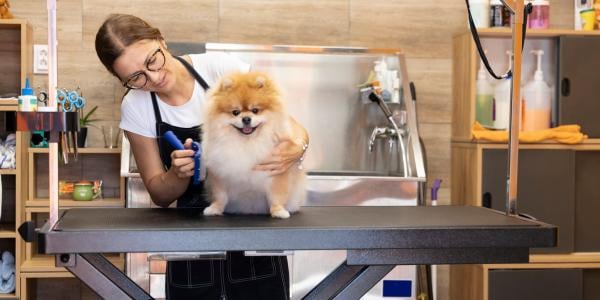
left=451, top=139, right=600, bottom=151
left=28, top=147, right=121, bottom=154
left=25, top=198, right=124, bottom=208
left=0, top=169, right=17, bottom=175
left=458, top=28, right=600, bottom=38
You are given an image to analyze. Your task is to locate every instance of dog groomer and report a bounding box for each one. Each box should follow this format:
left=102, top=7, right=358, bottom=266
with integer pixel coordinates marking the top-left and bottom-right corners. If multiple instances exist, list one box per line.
left=95, top=14, right=308, bottom=300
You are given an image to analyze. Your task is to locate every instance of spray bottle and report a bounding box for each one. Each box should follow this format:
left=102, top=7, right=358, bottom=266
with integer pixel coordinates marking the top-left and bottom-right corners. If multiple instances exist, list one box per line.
left=492, top=51, right=513, bottom=130
left=476, top=57, right=494, bottom=128
left=522, top=50, right=551, bottom=131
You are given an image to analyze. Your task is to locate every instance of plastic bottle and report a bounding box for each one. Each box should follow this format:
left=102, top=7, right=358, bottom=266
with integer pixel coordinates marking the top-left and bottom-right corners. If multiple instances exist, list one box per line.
left=469, top=0, right=491, bottom=28
left=522, top=50, right=552, bottom=131
left=476, top=59, right=494, bottom=128
left=490, top=0, right=511, bottom=27
left=18, top=78, right=37, bottom=112
left=528, top=0, right=550, bottom=29
left=492, top=51, right=512, bottom=130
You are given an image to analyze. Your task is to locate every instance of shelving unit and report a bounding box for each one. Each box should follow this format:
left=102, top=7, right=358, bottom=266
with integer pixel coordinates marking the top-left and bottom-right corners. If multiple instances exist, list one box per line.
left=451, top=29, right=600, bottom=300
left=27, top=147, right=125, bottom=209
left=0, top=19, right=32, bottom=299
left=2, top=19, right=125, bottom=299
left=23, top=146, right=125, bottom=278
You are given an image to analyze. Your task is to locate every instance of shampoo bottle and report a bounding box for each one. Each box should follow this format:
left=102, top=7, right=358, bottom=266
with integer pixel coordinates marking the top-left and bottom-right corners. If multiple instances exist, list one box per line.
left=492, top=51, right=512, bottom=130
left=522, top=50, right=552, bottom=131
left=18, top=78, right=37, bottom=112
left=476, top=59, right=494, bottom=128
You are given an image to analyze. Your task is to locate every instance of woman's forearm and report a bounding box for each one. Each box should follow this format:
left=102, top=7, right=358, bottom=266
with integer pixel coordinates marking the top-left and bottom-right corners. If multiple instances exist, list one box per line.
left=146, top=167, right=191, bottom=207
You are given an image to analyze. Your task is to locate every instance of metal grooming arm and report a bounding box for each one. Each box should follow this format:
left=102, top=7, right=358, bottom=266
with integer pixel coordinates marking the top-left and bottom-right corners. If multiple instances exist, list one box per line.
left=500, top=0, right=526, bottom=216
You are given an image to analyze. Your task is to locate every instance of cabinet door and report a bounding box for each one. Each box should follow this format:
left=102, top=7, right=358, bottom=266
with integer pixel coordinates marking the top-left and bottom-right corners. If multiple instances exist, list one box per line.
left=482, top=149, right=575, bottom=253
left=489, top=269, right=582, bottom=300
left=558, top=36, right=600, bottom=137
left=584, top=269, right=600, bottom=300
left=575, top=152, right=600, bottom=252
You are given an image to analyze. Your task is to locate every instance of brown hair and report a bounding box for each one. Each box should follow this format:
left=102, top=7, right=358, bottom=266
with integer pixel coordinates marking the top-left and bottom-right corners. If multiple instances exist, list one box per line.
left=95, top=14, right=164, bottom=78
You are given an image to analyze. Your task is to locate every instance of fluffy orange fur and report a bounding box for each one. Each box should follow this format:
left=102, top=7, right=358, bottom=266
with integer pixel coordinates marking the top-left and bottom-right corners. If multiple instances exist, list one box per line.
left=202, top=71, right=306, bottom=219
left=0, top=0, right=13, bottom=19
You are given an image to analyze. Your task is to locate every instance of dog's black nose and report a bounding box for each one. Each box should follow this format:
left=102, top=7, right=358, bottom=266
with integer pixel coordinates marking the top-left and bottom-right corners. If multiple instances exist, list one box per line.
left=242, top=117, right=252, bottom=125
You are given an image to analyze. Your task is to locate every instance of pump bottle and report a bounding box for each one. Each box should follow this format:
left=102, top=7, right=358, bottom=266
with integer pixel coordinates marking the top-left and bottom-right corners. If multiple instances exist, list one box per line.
left=492, top=51, right=513, bottom=130
left=476, top=59, right=494, bottom=128
left=522, top=50, right=552, bottom=131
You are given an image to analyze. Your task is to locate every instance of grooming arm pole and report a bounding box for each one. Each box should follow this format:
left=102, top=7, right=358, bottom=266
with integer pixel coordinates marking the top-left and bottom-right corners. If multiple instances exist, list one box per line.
left=47, top=0, right=59, bottom=226
left=501, top=0, right=526, bottom=216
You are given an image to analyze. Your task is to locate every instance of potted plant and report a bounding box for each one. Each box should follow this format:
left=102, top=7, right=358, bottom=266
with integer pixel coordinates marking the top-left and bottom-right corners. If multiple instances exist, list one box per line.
left=78, top=105, right=99, bottom=147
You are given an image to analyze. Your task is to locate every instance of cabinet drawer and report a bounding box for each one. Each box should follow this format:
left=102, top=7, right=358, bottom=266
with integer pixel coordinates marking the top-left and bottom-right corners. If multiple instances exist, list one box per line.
left=489, top=269, right=582, bottom=300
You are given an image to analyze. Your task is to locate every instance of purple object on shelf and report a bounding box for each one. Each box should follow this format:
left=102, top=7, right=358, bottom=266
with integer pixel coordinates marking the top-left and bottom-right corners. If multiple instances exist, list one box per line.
left=431, top=179, right=442, bottom=202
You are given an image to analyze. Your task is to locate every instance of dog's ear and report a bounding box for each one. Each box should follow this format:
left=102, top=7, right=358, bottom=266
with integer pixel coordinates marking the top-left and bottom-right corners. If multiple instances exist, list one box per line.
left=220, top=77, right=233, bottom=91
left=255, top=76, right=266, bottom=89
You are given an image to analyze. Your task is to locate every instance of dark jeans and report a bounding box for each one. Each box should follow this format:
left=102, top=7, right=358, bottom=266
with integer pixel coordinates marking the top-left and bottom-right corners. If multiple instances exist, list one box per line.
left=166, top=251, right=290, bottom=300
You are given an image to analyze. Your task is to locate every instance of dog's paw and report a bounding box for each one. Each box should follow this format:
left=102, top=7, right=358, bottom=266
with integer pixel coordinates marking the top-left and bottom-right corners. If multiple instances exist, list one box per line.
left=203, top=205, right=224, bottom=216
left=271, top=209, right=291, bottom=219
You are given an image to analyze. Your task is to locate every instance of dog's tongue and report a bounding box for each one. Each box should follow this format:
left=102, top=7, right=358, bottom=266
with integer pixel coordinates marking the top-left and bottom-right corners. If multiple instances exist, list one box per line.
left=242, top=126, right=253, bottom=134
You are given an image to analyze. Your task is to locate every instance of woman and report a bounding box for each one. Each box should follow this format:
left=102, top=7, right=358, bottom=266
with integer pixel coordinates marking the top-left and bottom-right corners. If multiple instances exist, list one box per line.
left=95, top=14, right=308, bottom=299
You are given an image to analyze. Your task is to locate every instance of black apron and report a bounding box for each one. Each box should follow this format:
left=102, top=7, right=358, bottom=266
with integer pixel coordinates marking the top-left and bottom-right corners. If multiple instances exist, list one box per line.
left=156, top=56, right=289, bottom=300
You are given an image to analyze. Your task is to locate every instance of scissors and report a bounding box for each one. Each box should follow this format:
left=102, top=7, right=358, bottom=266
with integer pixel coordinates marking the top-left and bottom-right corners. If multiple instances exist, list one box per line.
left=163, top=131, right=202, bottom=185
left=57, top=88, right=86, bottom=112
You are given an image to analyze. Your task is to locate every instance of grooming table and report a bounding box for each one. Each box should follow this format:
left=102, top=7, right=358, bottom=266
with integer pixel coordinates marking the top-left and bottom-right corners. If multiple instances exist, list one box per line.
left=34, top=206, right=556, bottom=300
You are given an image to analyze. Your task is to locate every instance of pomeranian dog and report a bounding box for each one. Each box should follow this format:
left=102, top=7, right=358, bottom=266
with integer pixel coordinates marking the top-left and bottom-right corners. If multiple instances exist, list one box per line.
left=202, top=71, right=306, bottom=219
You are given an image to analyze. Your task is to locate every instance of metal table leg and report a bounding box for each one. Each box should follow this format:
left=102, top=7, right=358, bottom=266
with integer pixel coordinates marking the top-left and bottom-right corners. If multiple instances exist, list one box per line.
left=302, top=260, right=393, bottom=300
left=57, top=253, right=153, bottom=300
left=333, top=265, right=395, bottom=300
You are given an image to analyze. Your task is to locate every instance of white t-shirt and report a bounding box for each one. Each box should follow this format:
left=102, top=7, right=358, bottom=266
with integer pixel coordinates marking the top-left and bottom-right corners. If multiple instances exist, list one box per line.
left=120, top=52, right=250, bottom=138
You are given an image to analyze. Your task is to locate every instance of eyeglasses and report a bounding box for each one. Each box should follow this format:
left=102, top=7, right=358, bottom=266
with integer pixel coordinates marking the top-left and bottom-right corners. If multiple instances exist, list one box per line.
left=122, top=47, right=166, bottom=89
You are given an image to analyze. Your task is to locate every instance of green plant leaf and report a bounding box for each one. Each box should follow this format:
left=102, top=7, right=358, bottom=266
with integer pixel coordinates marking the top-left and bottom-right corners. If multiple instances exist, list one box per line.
left=80, top=105, right=100, bottom=127
left=82, top=106, right=98, bottom=121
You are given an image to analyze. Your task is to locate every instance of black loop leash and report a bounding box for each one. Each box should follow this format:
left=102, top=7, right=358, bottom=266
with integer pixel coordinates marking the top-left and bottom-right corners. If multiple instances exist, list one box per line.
left=466, top=0, right=533, bottom=80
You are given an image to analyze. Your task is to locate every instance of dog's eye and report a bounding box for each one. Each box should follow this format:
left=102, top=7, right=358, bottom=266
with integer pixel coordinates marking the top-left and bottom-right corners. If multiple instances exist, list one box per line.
left=251, top=108, right=260, bottom=114
left=232, top=110, right=241, bottom=116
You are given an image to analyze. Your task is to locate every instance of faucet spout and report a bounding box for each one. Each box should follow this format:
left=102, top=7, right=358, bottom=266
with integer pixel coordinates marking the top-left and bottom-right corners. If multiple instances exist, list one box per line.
left=365, top=88, right=411, bottom=177
left=368, top=127, right=387, bottom=152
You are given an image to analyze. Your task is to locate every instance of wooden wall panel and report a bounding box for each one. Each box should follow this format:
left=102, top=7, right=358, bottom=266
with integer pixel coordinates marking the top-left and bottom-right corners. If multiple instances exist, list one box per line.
left=219, top=0, right=349, bottom=45
left=81, top=0, right=219, bottom=45
left=350, top=0, right=466, bottom=59
left=406, top=58, right=453, bottom=124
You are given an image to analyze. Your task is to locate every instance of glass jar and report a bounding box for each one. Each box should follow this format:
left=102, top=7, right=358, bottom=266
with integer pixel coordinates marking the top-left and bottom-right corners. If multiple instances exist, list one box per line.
left=73, top=182, right=94, bottom=201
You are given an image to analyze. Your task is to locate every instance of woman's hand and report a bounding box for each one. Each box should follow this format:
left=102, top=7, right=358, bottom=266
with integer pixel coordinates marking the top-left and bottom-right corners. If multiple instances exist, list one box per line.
left=169, top=138, right=196, bottom=178
left=254, top=139, right=306, bottom=176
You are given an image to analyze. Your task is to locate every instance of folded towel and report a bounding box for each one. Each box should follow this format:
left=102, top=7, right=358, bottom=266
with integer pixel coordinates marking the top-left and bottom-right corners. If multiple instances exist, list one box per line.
left=0, top=251, right=14, bottom=294
left=471, top=122, right=588, bottom=144
left=0, top=273, right=14, bottom=294
left=1, top=251, right=13, bottom=280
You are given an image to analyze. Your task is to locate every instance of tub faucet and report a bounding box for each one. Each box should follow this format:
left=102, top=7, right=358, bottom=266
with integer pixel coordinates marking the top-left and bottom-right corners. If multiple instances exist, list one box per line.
left=363, top=87, right=410, bottom=177
left=368, top=126, right=405, bottom=153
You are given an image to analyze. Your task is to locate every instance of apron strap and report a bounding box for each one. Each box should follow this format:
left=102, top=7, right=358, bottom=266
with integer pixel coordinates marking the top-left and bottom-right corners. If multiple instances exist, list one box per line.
left=173, top=56, right=210, bottom=91
left=151, top=55, right=211, bottom=138
left=151, top=92, right=162, bottom=138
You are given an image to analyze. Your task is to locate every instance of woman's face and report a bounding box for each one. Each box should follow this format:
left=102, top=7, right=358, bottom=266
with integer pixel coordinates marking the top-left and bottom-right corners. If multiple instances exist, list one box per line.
left=113, top=39, right=175, bottom=92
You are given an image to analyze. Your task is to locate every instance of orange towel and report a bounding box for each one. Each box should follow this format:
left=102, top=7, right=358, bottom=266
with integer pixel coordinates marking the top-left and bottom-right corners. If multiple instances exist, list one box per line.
left=471, top=122, right=588, bottom=144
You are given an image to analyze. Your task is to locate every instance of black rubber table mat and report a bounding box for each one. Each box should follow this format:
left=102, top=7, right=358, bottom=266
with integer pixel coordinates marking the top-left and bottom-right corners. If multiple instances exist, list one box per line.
left=55, top=206, right=540, bottom=231
left=42, top=206, right=556, bottom=253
